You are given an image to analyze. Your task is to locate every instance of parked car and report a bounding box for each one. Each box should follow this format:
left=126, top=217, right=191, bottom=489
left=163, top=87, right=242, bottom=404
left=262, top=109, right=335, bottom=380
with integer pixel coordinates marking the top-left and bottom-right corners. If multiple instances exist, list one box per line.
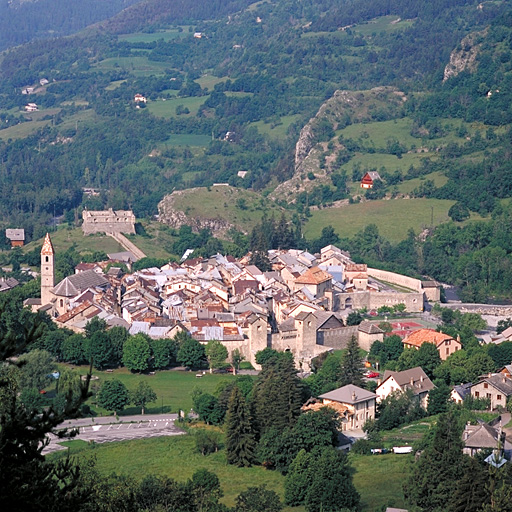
left=364, top=371, right=379, bottom=378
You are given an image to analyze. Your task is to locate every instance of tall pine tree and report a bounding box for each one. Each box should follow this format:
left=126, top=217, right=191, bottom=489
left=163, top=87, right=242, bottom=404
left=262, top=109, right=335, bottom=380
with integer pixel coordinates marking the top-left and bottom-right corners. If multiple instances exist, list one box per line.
left=339, top=335, right=364, bottom=387
left=225, top=386, right=256, bottom=467
left=252, top=352, right=303, bottom=434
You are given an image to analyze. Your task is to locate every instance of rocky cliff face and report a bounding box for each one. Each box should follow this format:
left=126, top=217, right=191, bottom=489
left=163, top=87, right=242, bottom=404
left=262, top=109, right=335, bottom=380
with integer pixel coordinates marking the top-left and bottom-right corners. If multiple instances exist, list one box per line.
left=443, top=29, right=486, bottom=81
left=271, top=87, right=407, bottom=203
left=157, top=189, right=236, bottom=238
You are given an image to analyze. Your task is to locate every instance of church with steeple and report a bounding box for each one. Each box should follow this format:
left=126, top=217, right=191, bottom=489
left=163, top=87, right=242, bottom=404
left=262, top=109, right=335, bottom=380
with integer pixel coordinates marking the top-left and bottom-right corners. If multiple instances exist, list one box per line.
left=25, top=232, right=110, bottom=317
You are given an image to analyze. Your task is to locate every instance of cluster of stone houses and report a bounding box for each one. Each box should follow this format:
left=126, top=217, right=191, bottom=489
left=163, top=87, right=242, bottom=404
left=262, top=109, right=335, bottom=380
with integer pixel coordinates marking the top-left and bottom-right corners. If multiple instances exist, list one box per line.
left=26, top=234, right=442, bottom=370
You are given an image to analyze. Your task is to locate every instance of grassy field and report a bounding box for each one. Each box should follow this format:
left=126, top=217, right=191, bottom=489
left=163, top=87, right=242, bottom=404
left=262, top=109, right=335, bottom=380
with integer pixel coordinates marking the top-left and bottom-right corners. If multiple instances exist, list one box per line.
left=23, top=228, right=124, bottom=256
left=147, top=95, right=208, bottom=118
left=352, top=453, right=410, bottom=510
left=195, top=75, right=229, bottom=91
left=118, top=29, right=189, bottom=43
left=0, top=119, right=50, bottom=140
left=251, top=114, right=303, bottom=139
left=75, top=366, right=243, bottom=415
left=164, top=134, right=212, bottom=146
left=352, top=15, right=415, bottom=35
left=51, top=431, right=411, bottom=511
left=94, top=56, right=170, bottom=76
left=396, top=172, right=449, bottom=194
left=304, top=198, right=455, bottom=242
left=168, top=186, right=285, bottom=233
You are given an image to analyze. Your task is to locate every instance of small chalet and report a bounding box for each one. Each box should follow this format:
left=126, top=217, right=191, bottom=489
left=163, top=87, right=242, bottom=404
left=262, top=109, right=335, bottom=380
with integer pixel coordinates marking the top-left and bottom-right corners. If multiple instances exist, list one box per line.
left=5, top=228, right=25, bottom=247
left=319, top=384, right=377, bottom=431
left=134, top=94, right=147, bottom=104
left=360, top=171, right=381, bottom=189
left=376, top=367, right=434, bottom=408
left=25, top=103, right=38, bottom=112
left=402, top=328, right=462, bottom=361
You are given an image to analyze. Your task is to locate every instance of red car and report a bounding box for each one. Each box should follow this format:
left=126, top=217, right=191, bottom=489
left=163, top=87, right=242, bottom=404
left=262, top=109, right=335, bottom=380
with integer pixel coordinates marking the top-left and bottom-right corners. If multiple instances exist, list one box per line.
left=364, top=371, right=379, bottom=379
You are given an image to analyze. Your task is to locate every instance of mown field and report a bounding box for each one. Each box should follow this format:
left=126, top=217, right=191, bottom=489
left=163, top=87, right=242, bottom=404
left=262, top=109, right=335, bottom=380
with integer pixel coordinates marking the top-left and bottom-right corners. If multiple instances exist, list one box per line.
left=304, top=198, right=456, bottom=242
left=147, top=95, right=209, bottom=118
left=52, top=430, right=410, bottom=511
left=66, top=365, right=243, bottom=415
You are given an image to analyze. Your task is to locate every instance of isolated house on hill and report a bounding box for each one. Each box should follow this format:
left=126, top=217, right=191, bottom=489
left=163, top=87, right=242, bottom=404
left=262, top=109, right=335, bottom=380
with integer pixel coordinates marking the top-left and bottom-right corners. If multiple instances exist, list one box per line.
left=5, top=229, right=25, bottom=247
left=360, top=171, right=381, bottom=189
left=402, top=328, right=461, bottom=360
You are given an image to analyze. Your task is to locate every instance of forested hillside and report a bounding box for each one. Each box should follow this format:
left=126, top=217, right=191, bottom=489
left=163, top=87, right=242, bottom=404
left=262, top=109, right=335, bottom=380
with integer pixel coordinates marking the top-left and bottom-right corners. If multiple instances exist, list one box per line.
left=1, top=0, right=512, bottom=300
left=0, top=0, right=142, bottom=51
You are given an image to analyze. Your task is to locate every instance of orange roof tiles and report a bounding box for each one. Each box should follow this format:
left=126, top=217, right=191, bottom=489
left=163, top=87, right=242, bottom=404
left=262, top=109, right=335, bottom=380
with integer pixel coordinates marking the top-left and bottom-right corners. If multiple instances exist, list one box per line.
left=295, top=266, right=332, bottom=285
left=403, top=328, right=456, bottom=348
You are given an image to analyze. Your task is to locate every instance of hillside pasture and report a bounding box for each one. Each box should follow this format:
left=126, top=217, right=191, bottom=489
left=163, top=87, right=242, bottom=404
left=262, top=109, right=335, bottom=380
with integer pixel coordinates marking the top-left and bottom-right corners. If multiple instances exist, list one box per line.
left=304, top=198, right=455, bottom=242
left=396, top=171, right=448, bottom=194
left=118, top=28, right=189, bottom=44
left=251, top=114, right=303, bottom=138
left=168, top=186, right=285, bottom=233
left=352, top=15, right=415, bottom=35
left=147, top=95, right=208, bottom=118
left=94, top=56, right=169, bottom=76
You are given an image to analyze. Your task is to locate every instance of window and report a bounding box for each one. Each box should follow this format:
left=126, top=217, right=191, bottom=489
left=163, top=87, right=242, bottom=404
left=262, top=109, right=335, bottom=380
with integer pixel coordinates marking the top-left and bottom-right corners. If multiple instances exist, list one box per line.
left=475, top=391, right=480, bottom=397
left=45, top=256, right=49, bottom=263
left=487, top=393, right=491, bottom=399
left=497, top=395, right=502, bottom=400
left=446, top=348, right=449, bottom=355
left=484, top=383, right=488, bottom=389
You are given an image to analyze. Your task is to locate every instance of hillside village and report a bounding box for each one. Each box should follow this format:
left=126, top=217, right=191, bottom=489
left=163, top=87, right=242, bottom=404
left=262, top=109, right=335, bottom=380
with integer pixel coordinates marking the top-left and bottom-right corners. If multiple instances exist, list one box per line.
left=25, top=231, right=442, bottom=371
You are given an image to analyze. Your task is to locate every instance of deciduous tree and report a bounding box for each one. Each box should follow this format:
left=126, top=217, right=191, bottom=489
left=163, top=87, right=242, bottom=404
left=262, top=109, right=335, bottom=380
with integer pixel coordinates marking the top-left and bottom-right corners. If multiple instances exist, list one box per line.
left=123, top=333, right=151, bottom=373
left=131, top=381, right=157, bottom=414
left=97, top=379, right=129, bottom=415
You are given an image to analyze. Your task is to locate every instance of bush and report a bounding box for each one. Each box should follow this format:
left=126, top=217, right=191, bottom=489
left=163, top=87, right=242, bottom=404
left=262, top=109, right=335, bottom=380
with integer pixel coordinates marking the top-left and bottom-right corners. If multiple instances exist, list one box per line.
left=194, top=429, right=222, bottom=455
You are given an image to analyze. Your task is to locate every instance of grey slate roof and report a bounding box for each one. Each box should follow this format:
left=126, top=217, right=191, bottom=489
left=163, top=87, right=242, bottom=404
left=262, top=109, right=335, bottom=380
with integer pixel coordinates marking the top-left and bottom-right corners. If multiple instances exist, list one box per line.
left=319, top=384, right=376, bottom=404
left=52, top=270, right=109, bottom=297
left=358, top=321, right=384, bottom=335
left=5, top=229, right=24, bottom=241
left=380, top=367, right=435, bottom=395
left=473, top=374, right=512, bottom=396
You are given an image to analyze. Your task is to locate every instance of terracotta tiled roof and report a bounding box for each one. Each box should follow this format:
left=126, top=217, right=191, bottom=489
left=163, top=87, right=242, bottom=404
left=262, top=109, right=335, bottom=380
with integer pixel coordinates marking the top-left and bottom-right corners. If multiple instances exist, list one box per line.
left=403, top=328, right=456, bottom=348
left=41, top=233, right=54, bottom=256
left=295, top=266, right=332, bottom=285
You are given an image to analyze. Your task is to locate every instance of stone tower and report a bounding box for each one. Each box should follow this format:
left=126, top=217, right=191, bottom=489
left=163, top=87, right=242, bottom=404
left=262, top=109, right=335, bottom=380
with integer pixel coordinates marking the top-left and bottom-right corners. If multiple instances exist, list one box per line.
left=40, top=233, right=55, bottom=306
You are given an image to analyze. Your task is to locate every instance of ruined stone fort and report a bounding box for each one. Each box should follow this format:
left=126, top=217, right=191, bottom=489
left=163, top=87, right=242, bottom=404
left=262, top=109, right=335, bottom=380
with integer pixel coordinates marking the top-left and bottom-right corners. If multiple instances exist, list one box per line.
left=82, top=208, right=136, bottom=235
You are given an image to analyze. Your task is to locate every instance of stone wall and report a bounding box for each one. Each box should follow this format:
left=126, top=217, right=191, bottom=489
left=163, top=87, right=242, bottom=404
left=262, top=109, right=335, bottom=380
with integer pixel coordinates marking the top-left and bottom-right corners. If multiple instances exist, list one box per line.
left=337, top=290, right=423, bottom=313
left=368, top=267, right=422, bottom=292
left=82, top=209, right=136, bottom=235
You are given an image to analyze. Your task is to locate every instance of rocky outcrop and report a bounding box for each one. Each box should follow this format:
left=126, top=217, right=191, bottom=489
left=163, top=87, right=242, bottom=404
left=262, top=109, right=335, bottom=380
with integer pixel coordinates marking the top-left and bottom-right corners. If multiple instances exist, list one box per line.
left=443, top=29, right=487, bottom=81
left=157, top=189, right=236, bottom=238
left=271, top=87, right=407, bottom=203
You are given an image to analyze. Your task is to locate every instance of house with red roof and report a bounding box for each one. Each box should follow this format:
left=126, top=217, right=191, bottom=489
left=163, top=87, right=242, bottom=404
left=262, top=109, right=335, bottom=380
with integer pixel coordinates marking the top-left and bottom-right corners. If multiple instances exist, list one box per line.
left=402, top=328, right=462, bottom=360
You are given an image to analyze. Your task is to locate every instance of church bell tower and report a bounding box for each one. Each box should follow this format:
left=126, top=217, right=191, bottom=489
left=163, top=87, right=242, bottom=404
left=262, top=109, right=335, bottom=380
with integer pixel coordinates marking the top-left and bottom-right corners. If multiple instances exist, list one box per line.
left=40, top=233, right=55, bottom=306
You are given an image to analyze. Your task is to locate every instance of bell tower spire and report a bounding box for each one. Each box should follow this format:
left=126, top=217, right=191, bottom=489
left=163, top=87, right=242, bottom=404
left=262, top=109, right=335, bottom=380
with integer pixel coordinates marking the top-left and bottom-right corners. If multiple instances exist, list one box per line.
left=40, top=233, right=55, bottom=306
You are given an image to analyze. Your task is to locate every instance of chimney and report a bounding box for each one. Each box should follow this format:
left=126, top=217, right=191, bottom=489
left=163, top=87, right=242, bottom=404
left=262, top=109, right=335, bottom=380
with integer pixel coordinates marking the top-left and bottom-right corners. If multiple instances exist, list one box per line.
left=410, top=377, right=414, bottom=386
left=420, top=375, right=424, bottom=383
left=352, top=392, right=356, bottom=401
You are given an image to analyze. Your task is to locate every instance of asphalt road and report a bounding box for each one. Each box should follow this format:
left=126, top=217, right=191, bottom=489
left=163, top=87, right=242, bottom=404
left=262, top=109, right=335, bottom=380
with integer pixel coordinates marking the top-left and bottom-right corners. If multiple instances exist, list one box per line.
left=43, top=414, right=184, bottom=455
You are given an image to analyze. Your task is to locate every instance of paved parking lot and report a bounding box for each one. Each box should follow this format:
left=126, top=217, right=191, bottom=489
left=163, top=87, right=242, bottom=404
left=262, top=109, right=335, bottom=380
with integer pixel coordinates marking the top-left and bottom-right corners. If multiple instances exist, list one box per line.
left=43, top=414, right=184, bottom=454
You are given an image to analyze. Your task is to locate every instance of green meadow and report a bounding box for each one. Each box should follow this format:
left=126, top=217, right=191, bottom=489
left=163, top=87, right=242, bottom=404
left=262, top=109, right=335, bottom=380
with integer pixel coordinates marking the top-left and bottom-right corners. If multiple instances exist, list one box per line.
left=147, top=95, right=208, bottom=118
left=304, top=198, right=455, bottom=242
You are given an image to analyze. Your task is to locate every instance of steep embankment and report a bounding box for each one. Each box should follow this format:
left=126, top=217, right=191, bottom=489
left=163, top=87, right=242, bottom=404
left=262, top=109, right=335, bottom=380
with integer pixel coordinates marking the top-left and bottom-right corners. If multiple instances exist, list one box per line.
left=271, top=87, right=407, bottom=203
left=157, top=186, right=285, bottom=237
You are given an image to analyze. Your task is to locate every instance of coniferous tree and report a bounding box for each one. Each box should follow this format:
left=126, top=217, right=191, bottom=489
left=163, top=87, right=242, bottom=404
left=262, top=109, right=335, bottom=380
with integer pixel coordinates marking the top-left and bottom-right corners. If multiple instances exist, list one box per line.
left=404, top=411, right=466, bottom=512
left=339, top=335, right=364, bottom=387
left=225, top=386, right=256, bottom=467
left=252, top=352, right=303, bottom=434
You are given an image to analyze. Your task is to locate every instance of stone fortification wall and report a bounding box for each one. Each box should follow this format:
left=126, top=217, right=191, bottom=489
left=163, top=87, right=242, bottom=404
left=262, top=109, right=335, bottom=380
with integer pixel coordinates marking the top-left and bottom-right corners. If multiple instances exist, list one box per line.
left=318, top=325, right=359, bottom=350
left=367, top=268, right=422, bottom=292
left=338, top=290, right=423, bottom=313
left=82, top=209, right=136, bottom=235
